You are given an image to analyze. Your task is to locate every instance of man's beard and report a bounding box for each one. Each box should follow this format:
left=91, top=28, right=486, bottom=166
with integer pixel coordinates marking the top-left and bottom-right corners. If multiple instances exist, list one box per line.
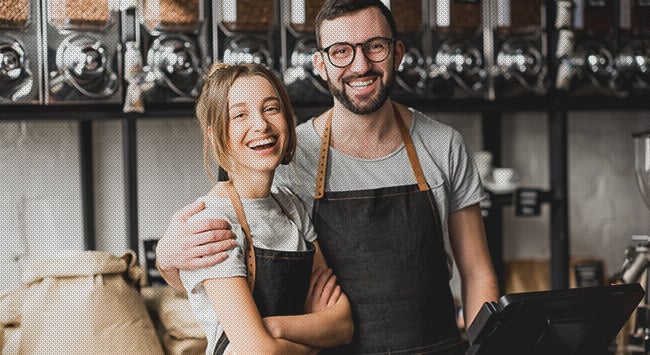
left=327, top=67, right=395, bottom=115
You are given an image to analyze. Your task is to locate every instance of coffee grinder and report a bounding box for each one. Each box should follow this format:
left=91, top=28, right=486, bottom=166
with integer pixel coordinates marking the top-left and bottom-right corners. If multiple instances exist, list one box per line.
left=616, top=130, right=650, bottom=352
left=634, top=131, right=650, bottom=218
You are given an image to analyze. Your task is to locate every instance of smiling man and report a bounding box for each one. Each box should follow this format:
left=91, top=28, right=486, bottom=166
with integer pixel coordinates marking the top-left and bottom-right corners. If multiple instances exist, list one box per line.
left=288, top=2, right=499, bottom=353
left=155, top=1, right=499, bottom=354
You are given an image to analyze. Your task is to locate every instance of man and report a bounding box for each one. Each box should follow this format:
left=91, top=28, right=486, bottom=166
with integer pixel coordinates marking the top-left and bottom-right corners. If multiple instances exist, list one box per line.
left=156, top=0, right=499, bottom=353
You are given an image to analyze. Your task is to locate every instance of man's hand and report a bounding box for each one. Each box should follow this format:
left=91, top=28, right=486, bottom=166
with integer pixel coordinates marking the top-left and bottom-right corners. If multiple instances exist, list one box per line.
left=156, top=200, right=237, bottom=291
left=304, top=268, right=342, bottom=313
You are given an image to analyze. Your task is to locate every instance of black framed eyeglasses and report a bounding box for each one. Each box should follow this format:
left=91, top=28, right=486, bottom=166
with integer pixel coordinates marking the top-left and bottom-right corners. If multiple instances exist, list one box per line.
left=319, top=36, right=395, bottom=68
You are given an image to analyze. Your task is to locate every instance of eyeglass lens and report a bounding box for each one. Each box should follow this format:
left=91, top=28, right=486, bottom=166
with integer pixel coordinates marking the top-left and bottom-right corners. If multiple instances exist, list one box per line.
left=325, top=37, right=392, bottom=68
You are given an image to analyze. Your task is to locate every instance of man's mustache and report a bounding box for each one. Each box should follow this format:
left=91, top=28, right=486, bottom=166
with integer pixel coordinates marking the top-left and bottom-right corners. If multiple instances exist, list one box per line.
left=341, top=71, right=383, bottom=82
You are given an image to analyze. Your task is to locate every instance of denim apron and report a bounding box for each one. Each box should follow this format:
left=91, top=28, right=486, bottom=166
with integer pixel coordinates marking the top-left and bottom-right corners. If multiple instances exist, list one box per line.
left=213, top=182, right=315, bottom=354
left=312, top=105, right=467, bottom=354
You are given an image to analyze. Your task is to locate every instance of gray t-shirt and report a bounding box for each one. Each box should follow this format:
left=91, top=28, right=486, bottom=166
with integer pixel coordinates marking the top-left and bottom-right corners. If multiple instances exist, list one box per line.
left=179, top=185, right=317, bottom=355
left=275, top=108, right=485, bottom=242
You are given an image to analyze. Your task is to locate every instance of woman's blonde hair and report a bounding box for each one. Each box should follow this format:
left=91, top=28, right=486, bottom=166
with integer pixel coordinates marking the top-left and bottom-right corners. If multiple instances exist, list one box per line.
left=196, top=63, right=297, bottom=184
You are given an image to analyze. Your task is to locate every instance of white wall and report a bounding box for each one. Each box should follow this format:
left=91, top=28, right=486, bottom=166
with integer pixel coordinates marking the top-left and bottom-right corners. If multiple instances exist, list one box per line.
left=498, top=112, right=649, bottom=276
left=1, top=111, right=649, bottom=293
left=134, top=119, right=210, bottom=243
left=566, top=112, right=650, bottom=273
left=0, top=121, right=84, bottom=293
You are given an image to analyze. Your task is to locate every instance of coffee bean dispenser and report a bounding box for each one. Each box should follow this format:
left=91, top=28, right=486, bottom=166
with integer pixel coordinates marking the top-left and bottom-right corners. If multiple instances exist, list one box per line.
left=282, top=0, right=331, bottom=105
left=612, top=0, right=650, bottom=96
left=492, top=0, right=548, bottom=97
left=389, top=0, right=429, bottom=100
left=214, top=0, right=277, bottom=72
left=42, top=0, right=121, bottom=104
left=0, top=0, right=41, bottom=104
left=428, top=0, right=488, bottom=98
left=138, top=0, right=209, bottom=103
left=554, top=0, right=619, bottom=95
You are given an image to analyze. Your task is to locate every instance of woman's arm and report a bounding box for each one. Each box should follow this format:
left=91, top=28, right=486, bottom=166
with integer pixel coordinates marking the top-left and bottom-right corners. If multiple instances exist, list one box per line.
left=262, top=241, right=354, bottom=348
left=203, top=277, right=317, bottom=354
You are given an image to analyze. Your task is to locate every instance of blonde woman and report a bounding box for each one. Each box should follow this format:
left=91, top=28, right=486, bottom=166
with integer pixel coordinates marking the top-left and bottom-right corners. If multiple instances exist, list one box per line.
left=182, top=63, right=353, bottom=354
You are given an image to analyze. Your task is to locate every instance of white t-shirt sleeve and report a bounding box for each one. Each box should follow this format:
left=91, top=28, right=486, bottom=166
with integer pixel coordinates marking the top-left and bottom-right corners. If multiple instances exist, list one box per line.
left=448, top=129, right=485, bottom=212
left=179, top=200, right=248, bottom=294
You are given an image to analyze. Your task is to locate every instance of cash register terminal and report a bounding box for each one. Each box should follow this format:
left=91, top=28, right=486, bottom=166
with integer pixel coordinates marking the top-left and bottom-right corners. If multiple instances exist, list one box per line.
left=465, top=283, right=644, bottom=355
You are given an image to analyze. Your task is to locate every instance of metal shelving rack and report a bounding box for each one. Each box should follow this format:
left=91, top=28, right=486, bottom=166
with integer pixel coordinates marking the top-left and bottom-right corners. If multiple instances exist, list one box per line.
left=1, top=0, right=649, bottom=291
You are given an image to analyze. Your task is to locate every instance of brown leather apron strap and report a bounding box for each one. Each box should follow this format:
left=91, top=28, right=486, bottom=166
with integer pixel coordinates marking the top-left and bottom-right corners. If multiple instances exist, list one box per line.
left=314, top=104, right=429, bottom=199
left=392, top=104, right=429, bottom=192
left=224, top=181, right=256, bottom=291
left=314, top=109, right=333, bottom=199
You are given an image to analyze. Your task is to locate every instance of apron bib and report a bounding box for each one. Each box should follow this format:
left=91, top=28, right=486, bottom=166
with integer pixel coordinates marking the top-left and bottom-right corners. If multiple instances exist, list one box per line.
left=213, top=182, right=315, bottom=355
left=312, top=105, right=466, bottom=354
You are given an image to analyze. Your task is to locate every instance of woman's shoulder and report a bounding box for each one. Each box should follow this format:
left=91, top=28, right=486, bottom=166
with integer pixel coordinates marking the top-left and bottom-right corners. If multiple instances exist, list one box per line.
left=187, top=188, right=235, bottom=224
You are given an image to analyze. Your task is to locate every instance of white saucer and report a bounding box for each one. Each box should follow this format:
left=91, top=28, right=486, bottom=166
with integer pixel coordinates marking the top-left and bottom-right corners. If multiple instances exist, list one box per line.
left=483, top=180, right=518, bottom=194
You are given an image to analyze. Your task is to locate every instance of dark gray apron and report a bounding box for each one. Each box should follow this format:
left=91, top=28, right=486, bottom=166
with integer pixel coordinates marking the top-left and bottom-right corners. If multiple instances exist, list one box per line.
left=312, top=105, right=467, bottom=354
left=213, top=183, right=315, bottom=354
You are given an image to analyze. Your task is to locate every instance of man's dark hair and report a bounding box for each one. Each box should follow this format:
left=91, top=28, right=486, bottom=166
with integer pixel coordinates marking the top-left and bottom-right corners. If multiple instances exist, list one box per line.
left=315, top=0, right=398, bottom=48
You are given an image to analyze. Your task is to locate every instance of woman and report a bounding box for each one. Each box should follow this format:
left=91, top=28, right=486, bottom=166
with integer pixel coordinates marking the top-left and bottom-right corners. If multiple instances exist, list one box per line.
left=180, top=62, right=353, bottom=354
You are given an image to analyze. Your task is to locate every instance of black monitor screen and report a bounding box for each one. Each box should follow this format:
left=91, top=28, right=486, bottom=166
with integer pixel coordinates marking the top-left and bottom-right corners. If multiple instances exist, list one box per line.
left=466, top=283, right=645, bottom=355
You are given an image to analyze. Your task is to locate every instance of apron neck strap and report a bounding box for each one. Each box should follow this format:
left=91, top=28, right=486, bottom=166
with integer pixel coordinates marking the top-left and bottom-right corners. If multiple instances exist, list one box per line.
left=314, top=104, right=429, bottom=199
left=224, top=181, right=256, bottom=291
left=392, top=104, right=429, bottom=192
left=314, top=109, right=334, bottom=199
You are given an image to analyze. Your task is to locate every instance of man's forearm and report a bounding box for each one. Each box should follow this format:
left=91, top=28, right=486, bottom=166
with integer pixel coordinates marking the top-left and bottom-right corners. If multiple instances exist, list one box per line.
left=462, top=276, right=499, bottom=327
